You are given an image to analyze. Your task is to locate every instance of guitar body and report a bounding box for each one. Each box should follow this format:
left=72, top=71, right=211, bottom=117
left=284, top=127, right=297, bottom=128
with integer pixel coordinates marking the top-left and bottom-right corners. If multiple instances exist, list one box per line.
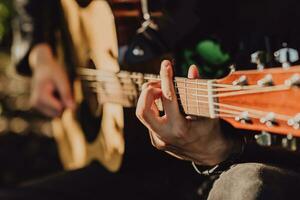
left=52, top=0, right=124, bottom=171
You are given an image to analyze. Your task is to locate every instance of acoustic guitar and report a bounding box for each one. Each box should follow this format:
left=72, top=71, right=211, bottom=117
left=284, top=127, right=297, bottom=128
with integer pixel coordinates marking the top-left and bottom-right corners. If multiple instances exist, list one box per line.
left=53, top=0, right=125, bottom=172
left=52, top=0, right=163, bottom=171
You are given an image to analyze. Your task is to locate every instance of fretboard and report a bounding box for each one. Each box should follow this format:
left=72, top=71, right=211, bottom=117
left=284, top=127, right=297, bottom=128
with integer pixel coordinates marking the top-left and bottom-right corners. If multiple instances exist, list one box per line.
left=78, top=68, right=216, bottom=118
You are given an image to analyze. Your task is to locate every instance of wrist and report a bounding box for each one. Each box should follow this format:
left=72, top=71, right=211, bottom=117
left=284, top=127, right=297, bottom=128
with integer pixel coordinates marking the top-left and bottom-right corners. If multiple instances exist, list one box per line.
left=192, top=135, right=246, bottom=176
left=193, top=133, right=242, bottom=166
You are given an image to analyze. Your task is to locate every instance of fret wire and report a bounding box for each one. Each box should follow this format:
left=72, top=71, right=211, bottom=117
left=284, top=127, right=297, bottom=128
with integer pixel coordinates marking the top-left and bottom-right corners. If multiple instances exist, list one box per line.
left=196, top=79, right=200, bottom=116
left=184, top=78, right=188, bottom=114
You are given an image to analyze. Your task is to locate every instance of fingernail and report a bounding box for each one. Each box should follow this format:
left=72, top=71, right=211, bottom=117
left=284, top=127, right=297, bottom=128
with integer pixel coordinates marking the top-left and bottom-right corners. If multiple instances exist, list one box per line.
left=162, top=60, right=171, bottom=69
left=164, top=67, right=173, bottom=101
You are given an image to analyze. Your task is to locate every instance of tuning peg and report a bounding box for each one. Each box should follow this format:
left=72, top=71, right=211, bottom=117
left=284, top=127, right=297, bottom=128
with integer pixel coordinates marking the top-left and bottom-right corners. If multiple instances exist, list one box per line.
left=251, top=51, right=267, bottom=70
left=255, top=131, right=272, bottom=146
left=274, top=44, right=299, bottom=68
left=282, top=133, right=297, bottom=151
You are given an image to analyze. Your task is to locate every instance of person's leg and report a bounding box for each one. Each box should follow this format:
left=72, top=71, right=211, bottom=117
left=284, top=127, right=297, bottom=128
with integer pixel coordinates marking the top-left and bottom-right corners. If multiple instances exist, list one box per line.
left=207, top=163, right=300, bottom=200
left=0, top=160, right=205, bottom=200
left=0, top=163, right=128, bottom=200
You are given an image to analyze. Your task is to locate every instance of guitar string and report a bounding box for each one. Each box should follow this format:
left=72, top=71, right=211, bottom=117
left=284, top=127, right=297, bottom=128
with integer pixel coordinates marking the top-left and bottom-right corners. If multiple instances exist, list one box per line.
left=85, top=80, right=293, bottom=118
left=177, top=101, right=292, bottom=121
left=77, top=68, right=272, bottom=89
left=83, top=78, right=291, bottom=99
left=89, top=85, right=294, bottom=123
left=78, top=69, right=293, bottom=95
left=79, top=72, right=257, bottom=89
left=77, top=67, right=297, bottom=91
left=87, top=83, right=294, bottom=122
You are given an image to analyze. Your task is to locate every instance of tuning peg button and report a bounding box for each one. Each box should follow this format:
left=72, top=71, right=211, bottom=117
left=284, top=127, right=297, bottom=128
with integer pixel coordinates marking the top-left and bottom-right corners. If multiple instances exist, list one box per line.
left=288, top=113, right=300, bottom=129
left=257, top=74, right=273, bottom=87
left=232, top=75, right=248, bottom=86
left=235, top=111, right=252, bottom=124
left=251, top=51, right=267, bottom=70
left=260, top=112, right=278, bottom=127
left=285, top=74, right=300, bottom=87
left=274, top=46, right=299, bottom=68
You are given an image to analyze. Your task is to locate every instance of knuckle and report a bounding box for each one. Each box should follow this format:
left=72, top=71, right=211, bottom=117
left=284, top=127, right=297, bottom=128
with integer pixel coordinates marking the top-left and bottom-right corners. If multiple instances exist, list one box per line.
left=141, top=82, right=151, bottom=91
left=155, top=142, right=168, bottom=150
left=144, top=85, right=156, bottom=95
left=135, top=107, right=146, bottom=120
left=142, top=82, right=159, bottom=91
left=150, top=134, right=169, bottom=150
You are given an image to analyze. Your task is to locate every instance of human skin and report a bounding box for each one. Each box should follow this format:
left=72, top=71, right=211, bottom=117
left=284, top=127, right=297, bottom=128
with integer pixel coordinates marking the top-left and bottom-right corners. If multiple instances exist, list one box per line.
left=136, top=60, right=235, bottom=166
left=29, top=43, right=74, bottom=117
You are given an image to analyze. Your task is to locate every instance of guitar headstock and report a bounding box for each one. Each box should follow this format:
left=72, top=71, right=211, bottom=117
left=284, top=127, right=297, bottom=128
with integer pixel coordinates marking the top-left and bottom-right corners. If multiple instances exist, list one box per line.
left=216, top=65, right=300, bottom=136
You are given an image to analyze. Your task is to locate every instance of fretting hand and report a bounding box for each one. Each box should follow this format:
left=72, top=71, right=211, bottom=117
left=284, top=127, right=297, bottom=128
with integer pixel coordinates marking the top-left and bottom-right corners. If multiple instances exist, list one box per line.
left=136, top=60, right=234, bottom=166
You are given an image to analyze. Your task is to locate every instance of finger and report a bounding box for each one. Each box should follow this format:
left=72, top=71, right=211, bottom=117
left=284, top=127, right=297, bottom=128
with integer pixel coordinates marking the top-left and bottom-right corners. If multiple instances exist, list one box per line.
left=38, top=101, right=62, bottom=117
left=35, top=84, right=64, bottom=116
left=160, top=60, right=180, bottom=119
left=141, top=81, right=161, bottom=115
left=43, top=93, right=64, bottom=113
left=31, top=94, right=62, bottom=117
left=136, top=85, right=164, bottom=133
left=188, top=64, right=200, bottom=79
left=53, top=68, right=75, bottom=110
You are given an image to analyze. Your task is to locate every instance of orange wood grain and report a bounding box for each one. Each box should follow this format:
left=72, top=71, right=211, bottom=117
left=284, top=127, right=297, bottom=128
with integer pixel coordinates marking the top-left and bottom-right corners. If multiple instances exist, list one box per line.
left=217, top=66, right=300, bottom=136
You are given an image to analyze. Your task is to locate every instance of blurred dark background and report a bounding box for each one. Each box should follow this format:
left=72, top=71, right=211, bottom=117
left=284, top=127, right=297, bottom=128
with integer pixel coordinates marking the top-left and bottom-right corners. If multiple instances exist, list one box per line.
left=0, top=0, right=62, bottom=187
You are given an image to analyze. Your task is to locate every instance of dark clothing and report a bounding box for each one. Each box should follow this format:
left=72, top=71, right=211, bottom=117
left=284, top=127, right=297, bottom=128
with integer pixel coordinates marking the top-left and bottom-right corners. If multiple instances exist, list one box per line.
left=208, top=163, right=300, bottom=200
left=0, top=162, right=205, bottom=200
left=12, top=0, right=60, bottom=76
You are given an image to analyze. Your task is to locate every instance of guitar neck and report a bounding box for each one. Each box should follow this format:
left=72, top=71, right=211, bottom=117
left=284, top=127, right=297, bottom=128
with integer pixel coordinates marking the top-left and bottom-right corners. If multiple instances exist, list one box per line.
left=78, top=66, right=300, bottom=136
left=78, top=68, right=215, bottom=118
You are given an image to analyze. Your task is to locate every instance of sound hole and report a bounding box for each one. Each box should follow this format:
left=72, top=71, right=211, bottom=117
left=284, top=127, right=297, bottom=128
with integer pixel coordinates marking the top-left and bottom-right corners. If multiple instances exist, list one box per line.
left=76, top=59, right=102, bottom=143
left=75, top=0, right=92, bottom=8
left=77, top=99, right=102, bottom=143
